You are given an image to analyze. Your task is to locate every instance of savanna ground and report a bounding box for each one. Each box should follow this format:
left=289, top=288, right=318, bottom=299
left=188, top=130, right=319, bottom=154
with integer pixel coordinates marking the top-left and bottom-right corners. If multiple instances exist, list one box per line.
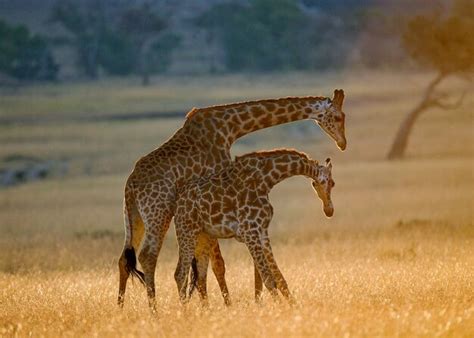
left=0, top=71, right=473, bottom=337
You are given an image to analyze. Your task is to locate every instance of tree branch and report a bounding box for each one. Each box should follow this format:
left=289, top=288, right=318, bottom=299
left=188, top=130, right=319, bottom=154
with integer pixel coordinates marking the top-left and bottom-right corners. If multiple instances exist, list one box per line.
left=424, top=72, right=447, bottom=102
left=430, top=90, right=467, bottom=110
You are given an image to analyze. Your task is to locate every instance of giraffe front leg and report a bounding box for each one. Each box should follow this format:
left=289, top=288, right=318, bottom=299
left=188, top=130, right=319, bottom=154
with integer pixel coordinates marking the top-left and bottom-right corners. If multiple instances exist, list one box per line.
left=253, top=253, right=279, bottom=302
left=243, top=229, right=278, bottom=299
left=261, top=233, right=294, bottom=304
left=210, top=238, right=231, bottom=306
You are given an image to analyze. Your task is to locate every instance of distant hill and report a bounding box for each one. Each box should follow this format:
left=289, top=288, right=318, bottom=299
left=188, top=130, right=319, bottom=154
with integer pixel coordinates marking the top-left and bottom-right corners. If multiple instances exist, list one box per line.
left=0, top=0, right=451, bottom=78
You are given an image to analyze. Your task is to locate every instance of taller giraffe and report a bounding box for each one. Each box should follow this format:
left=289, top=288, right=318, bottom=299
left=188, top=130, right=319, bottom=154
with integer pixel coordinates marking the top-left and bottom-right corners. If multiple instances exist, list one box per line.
left=118, top=90, right=346, bottom=309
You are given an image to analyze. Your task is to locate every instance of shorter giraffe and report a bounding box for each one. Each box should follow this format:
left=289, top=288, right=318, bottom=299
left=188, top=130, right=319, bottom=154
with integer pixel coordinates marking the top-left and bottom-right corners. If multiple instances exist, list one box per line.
left=173, top=149, right=335, bottom=303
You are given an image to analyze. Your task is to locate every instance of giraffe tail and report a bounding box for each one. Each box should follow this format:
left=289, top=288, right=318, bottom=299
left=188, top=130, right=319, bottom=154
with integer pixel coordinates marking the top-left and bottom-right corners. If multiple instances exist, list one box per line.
left=123, top=247, right=145, bottom=285
left=121, top=182, right=145, bottom=286
left=187, top=257, right=199, bottom=298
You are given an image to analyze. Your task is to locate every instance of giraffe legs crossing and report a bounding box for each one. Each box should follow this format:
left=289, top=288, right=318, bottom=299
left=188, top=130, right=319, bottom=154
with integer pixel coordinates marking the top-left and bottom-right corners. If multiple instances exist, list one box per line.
left=192, top=236, right=231, bottom=306
left=190, top=232, right=294, bottom=304
left=184, top=228, right=282, bottom=304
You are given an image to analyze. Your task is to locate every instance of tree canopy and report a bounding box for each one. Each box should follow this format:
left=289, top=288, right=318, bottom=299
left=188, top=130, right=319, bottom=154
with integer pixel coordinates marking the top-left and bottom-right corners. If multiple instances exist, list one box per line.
left=50, top=1, right=178, bottom=80
left=0, top=20, right=58, bottom=81
left=403, top=0, right=474, bottom=76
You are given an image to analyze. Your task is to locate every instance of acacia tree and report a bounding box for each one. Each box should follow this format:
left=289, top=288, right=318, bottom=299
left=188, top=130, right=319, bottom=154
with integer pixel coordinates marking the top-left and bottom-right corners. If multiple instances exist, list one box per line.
left=387, top=0, right=474, bottom=159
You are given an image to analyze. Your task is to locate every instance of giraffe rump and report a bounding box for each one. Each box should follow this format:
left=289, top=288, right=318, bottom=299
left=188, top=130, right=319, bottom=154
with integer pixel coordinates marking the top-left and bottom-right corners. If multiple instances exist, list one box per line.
left=124, top=247, right=145, bottom=285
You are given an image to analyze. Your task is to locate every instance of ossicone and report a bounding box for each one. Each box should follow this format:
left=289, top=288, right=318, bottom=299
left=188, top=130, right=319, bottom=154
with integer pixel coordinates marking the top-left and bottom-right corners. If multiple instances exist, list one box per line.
left=332, top=89, right=345, bottom=109
left=325, top=158, right=332, bottom=169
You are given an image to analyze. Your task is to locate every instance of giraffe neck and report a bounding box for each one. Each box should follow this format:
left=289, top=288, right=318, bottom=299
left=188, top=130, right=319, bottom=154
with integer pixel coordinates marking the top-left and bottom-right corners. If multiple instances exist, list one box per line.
left=186, top=96, right=331, bottom=144
left=236, top=150, right=317, bottom=193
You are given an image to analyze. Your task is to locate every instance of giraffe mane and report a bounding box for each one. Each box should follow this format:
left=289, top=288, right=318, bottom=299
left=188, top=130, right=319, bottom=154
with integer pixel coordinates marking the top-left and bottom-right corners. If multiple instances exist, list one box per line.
left=185, top=96, right=330, bottom=119
left=235, top=148, right=316, bottom=163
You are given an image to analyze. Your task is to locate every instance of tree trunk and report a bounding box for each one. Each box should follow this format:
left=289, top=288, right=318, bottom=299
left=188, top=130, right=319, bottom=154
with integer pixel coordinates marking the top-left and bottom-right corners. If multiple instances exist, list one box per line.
left=386, top=104, right=426, bottom=159
left=141, top=68, right=150, bottom=86
left=387, top=73, right=445, bottom=160
left=139, top=38, right=153, bottom=86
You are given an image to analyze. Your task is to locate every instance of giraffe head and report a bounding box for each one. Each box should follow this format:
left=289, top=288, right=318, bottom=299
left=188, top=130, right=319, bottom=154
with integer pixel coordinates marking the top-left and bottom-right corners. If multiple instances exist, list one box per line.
left=312, top=89, right=347, bottom=151
left=311, top=158, right=334, bottom=217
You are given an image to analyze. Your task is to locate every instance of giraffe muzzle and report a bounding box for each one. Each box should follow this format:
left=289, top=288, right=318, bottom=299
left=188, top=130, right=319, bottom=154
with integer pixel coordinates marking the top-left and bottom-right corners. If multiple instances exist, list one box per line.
left=323, top=203, right=334, bottom=218
left=337, top=137, right=347, bottom=151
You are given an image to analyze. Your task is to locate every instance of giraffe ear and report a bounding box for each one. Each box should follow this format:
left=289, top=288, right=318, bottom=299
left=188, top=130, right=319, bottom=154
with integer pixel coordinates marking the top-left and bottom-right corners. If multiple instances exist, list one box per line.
left=332, top=89, right=344, bottom=109
left=325, top=158, right=332, bottom=169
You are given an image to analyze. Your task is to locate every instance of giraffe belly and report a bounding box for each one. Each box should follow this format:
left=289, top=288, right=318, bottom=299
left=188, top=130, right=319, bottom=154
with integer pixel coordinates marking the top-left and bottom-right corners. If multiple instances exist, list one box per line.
left=203, top=215, right=238, bottom=239
left=204, top=224, right=236, bottom=239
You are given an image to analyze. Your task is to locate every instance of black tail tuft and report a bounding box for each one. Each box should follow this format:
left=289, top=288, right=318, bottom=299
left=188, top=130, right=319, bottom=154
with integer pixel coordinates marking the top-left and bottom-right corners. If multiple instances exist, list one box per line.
left=188, top=257, right=198, bottom=298
left=124, top=247, right=145, bottom=285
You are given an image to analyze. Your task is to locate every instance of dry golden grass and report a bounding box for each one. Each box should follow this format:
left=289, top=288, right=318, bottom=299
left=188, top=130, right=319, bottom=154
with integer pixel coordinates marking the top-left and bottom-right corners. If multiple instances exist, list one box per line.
left=1, top=239, right=473, bottom=337
left=0, top=70, right=473, bottom=337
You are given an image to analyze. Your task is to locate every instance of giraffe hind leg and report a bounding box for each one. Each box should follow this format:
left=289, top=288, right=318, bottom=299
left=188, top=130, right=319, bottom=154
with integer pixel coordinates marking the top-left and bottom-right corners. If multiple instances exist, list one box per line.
left=254, top=263, right=263, bottom=303
left=118, top=251, right=130, bottom=307
left=138, top=205, right=173, bottom=311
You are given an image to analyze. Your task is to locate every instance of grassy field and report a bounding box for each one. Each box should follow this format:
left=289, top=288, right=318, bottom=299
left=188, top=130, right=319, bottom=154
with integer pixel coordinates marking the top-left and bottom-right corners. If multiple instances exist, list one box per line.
left=0, top=71, right=473, bottom=337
